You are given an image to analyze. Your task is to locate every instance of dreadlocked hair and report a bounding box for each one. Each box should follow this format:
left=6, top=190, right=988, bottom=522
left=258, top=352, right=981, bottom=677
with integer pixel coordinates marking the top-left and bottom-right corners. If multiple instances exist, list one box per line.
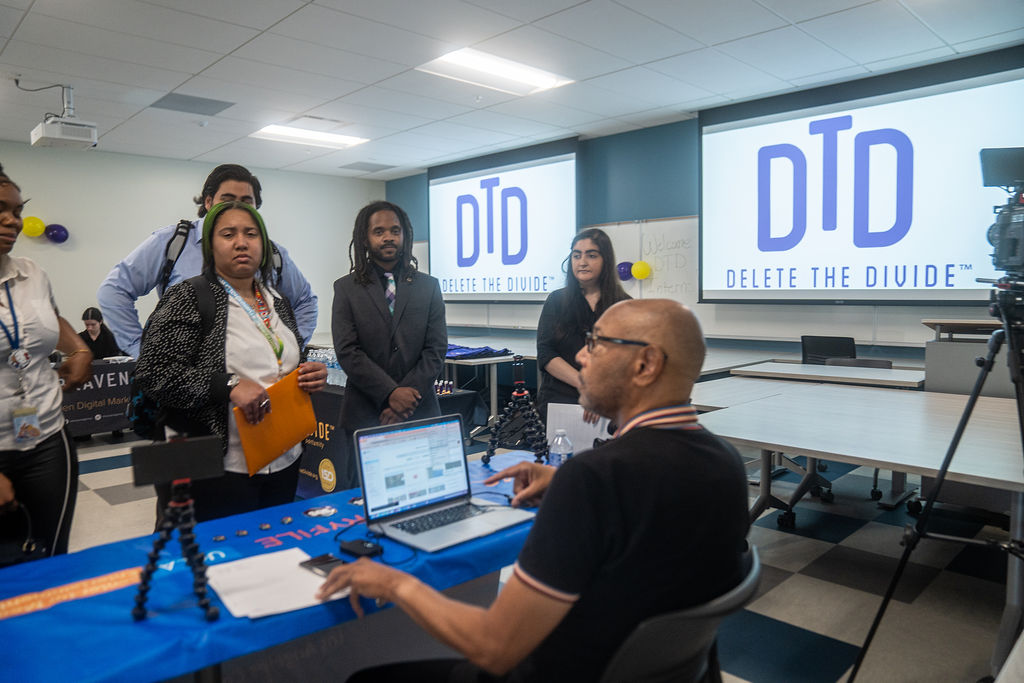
left=0, top=162, right=20, bottom=191
left=349, top=200, right=418, bottom=285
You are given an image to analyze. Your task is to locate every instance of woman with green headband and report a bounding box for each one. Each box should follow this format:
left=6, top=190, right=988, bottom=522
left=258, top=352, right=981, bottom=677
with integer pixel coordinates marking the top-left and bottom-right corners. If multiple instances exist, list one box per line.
left=135, top=200, right=326, bottom=523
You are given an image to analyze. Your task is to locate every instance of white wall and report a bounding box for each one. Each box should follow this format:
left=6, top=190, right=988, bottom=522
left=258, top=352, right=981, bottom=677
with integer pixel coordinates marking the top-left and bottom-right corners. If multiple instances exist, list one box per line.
left=0, top=141, right=383, bottom=346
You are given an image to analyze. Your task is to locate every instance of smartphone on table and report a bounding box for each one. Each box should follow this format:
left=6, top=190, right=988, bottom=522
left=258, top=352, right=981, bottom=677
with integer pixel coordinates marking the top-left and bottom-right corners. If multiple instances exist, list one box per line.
left=299, top=553, right=348, bottom=576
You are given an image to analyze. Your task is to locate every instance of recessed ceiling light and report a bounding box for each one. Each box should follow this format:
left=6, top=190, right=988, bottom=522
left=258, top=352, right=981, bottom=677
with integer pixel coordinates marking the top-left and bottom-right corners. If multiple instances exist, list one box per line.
left=249, top=124, right=368, bottom=149
left=416, top=48, right=573, bottom=96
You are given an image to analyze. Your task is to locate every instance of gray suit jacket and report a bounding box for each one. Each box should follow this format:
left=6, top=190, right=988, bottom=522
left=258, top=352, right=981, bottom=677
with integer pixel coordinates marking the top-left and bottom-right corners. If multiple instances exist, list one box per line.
left=331, top=267, right=447, bottom=430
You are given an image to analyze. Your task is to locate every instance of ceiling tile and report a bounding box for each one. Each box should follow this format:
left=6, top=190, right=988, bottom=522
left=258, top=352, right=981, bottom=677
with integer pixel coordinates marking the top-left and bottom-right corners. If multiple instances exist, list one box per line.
left=231, top=33, right=408, bottom=84
left=528, top=80, right=650, bottom=117
left=191, top=136, right=337, bottom=169
left=576, top=118, right=642, bottom=138
left=487, top=97, right=604, bottom=128
left=374, top=130, right=482, bottom=154
left=0, top=0, right=31, bottom=10
left=174, top=75, right=324, bottom=116
left=864, top=46, right=957, bottom=74
left=0, top=5, right=25, bottom=39
left=716, top=26, right=856, bottom=80
left=339, top=86, right=472, bottom=120
left=374, top=70, right=517, bottom=109
left=788, top=64, right=869, bottom=88
left=617, top=105, right=696, bottom=128
left=472, top=25, right=632, bottom=81
left=647, top=48, right=790, bottom=97
left=903, top=0, right=1024, bottom=45
left=616, top=0, right=788, bottom=45
left=2, top=40, right=190, bottom=91
left=198, top=56, right=365, bottom=100
left=271, top=4, right=454, bottom=68
left=582, top=68, right=714, bottom=109
left=536, top=0, right=703, bottom=64
left=141, top=0, right=307, bottom=30
left=14, top=13, right=221, bottom=74
left=755, top=0, right=865, bottom=23
left=407, top=120, right=518, bottom=146
left=952, top=28, right=1024, bottom=55
left=463, top=0, right=583, bottom=23
left=29, top=0, right=258, bottom=52
left=0, top=66, right=166, bottom=109
left=305, top=99, right=435, bottom=131
left=446, top=110, right=571, bottom=138
left=799, top=0, right=947, bottom=64
left=315, top=0, right=517, bottom=44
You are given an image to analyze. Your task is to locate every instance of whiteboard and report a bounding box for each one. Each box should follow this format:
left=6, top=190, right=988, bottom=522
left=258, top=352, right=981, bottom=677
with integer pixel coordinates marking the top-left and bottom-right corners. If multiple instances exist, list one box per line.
left=599, top=216, right=698, bottom=308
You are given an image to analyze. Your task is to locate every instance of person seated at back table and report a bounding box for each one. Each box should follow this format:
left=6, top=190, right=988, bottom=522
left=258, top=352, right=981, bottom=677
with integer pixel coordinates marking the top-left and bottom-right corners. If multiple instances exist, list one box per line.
left=79, top=307, right=125, bottom=359
left=317, top=299, right=750, bottom=683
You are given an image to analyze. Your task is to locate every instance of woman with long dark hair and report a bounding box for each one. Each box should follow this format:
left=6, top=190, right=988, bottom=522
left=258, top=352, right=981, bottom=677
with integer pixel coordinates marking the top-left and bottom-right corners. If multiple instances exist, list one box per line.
left=536, top=228, right=630, bottom=422
left=79, top=307, right=125, bottom=358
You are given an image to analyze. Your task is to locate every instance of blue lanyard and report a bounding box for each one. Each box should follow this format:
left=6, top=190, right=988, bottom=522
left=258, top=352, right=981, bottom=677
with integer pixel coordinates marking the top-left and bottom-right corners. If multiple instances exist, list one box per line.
left=218, top=277, right=284, bottom=374
left=0, top=281, right=19, bottom=351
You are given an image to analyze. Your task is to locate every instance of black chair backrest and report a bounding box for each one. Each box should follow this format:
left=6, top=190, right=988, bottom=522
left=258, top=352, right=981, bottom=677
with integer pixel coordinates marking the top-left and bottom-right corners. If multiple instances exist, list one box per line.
left=801, top=335, right=856, bottom=365
left=825, top=357, right=893, bottom=369
left=600, top=547, right=761, bottom=683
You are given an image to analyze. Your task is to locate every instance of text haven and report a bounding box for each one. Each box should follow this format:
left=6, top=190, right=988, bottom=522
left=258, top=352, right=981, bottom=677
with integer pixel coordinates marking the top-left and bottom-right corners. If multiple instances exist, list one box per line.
left=725, top=263, right=957, bottom=289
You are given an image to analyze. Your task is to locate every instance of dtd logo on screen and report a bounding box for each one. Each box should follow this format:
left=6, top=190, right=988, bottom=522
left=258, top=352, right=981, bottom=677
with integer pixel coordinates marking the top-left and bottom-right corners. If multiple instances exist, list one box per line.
left=758, top=114, right=913, bottom=252
left=456, top=176, right=527, bottom=266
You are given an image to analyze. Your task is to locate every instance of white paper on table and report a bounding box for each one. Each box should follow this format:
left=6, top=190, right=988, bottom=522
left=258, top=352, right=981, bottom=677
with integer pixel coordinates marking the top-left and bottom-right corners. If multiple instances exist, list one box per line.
left=545, top=403, right=612, bottom=456
left=206, top=547, right=349, bottom=619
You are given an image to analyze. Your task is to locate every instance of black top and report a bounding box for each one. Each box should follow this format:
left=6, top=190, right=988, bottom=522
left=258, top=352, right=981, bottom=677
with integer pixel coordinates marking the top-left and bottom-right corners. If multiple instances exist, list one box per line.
left=79, top=327, right=125, bottom=359
left=535, top=287, right=596, bottom=409
left=510, top=425, right=750, bottom=682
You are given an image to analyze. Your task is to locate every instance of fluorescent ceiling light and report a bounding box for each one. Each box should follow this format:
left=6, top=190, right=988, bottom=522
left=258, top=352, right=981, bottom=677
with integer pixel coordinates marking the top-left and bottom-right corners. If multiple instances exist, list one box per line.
left=416, top=48, right=573, bottom=96
left=249, top=124, right=368, bottom=149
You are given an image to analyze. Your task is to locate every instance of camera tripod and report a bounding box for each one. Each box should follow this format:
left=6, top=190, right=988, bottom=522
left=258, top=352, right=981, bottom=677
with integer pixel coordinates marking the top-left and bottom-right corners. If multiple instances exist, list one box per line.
left=132, top=478, right=219, bottom=622
left=849, top=279, right=1024, bottom=681
left=482, top=355, right=549, bottom=465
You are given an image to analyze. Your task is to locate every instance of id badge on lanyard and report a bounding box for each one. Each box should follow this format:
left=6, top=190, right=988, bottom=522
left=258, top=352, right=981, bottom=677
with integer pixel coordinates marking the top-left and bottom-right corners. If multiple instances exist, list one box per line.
left=3, top=281, right=41, bottom=444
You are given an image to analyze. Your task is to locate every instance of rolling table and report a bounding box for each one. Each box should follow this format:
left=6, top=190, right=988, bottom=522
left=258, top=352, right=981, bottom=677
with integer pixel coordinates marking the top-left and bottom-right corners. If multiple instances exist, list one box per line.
left=699, top=383, right=1024, bottom=676
left=0, top=451, right=536, bottom=682
left=731, top=361, right=925, bottom=388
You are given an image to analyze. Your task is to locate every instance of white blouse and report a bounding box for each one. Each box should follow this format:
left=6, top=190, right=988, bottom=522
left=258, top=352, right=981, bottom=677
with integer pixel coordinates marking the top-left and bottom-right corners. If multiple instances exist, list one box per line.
left=223, top=283, right=302, bottom=475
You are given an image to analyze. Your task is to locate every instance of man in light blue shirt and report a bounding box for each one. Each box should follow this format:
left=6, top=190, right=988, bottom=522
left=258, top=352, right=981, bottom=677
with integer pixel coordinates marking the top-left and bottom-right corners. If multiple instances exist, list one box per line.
left=97, top=164, right=318, bottom=357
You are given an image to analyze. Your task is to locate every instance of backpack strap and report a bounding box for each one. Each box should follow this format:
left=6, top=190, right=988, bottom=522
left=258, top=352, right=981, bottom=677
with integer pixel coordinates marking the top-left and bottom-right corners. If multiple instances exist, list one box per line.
left=270, top=241, right=283, bottom=285
left=160, top=219, right=195, bottom=295
left=184, top=275, right=215, bottom=337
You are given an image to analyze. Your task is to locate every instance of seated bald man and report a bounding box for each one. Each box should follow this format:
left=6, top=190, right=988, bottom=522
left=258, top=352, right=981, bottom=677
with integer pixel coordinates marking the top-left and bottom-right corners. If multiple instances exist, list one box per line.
left=318, top=299, right=750, bottom=683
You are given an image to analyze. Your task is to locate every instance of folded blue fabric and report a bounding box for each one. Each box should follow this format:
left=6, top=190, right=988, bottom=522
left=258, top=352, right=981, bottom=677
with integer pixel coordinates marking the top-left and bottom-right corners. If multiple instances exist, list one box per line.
left=446, top=344, right=512, bottom=359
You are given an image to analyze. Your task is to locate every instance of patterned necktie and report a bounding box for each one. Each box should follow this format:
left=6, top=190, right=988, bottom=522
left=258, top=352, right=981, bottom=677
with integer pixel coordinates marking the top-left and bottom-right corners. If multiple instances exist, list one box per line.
left=384, top=272, right=396, bottom=314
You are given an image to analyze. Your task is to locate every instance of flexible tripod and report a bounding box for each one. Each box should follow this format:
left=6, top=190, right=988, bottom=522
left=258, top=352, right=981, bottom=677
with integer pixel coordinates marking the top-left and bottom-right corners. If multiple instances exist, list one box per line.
left=482, top=355, right=549, bottom=465
left=849, top=279, right=1024, bottom=681
left=132, top=478, right=219, bottom=622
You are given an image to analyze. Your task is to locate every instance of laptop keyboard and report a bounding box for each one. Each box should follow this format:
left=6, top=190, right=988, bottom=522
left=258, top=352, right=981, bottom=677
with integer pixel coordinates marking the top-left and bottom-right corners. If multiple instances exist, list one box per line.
left=392, top=504, right=483, bottom=535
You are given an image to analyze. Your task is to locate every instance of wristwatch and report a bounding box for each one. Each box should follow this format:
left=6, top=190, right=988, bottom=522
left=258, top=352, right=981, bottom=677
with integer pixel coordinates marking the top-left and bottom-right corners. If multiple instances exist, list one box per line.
left=227, top=374, right=240, bottom=390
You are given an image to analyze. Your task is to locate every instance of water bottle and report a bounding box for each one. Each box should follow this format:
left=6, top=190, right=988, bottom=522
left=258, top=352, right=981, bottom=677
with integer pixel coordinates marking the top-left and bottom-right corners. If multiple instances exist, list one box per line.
left=548, top=429, right=573, bottom=467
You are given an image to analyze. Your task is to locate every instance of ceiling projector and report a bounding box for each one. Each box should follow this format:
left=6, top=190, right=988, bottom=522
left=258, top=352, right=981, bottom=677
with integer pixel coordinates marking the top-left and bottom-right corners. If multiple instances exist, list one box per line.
left=30, top=116, right=97, bottom=149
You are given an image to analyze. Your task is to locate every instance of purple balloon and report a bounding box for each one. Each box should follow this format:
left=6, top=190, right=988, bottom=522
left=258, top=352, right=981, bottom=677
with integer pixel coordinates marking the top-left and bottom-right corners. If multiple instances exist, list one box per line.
left=617, top=261, right=633, bottom=281
left=45, top=224, right=69, bottom=244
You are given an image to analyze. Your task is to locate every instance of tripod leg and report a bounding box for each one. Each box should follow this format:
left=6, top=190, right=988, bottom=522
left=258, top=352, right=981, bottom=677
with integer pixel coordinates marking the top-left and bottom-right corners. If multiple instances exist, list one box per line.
left=176, top=499, right=219, bottom=622
left=992, top=491, right=1024, bottom=676
left=132, top=515, right=174, bottom=620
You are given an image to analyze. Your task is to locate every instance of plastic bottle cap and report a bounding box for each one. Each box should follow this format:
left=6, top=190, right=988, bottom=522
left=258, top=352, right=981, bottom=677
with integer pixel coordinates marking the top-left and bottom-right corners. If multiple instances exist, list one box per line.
left=555, top=429, right=567, bottom=436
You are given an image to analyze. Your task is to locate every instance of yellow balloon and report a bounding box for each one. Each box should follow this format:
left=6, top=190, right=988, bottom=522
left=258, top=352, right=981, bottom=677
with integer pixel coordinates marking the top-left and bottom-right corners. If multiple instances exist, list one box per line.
left=22, top=216, right=45, bottom=237
left=631, top=260, right=652, bottom=280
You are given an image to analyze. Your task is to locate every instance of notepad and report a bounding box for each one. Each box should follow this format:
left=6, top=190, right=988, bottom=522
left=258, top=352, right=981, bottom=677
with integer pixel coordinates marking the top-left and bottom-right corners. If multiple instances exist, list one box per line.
left=233, top=368, right=317, bottom=476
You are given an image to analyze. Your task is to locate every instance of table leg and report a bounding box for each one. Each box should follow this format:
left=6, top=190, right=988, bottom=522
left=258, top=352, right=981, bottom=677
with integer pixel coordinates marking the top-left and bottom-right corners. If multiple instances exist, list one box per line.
left=876, top=470, right=917, bottom=510
left=748, top=449, right=790, bottom=523
left=991, top=491, right=1024, bottom=676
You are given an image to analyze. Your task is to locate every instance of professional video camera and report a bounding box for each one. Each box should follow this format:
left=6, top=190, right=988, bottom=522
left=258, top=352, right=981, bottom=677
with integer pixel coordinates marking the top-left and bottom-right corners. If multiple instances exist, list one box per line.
left=982, top=147, right=1024, bottom=275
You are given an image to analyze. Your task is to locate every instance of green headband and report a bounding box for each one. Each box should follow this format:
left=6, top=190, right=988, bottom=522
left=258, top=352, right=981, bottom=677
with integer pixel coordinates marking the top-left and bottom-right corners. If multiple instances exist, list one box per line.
left=202, top=201, right=272, bottom=270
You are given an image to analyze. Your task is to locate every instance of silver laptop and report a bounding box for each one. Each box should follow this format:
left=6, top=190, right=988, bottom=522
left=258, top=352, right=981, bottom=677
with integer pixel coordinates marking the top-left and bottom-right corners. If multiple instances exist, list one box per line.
left=354, top=414, right=535, bottom=552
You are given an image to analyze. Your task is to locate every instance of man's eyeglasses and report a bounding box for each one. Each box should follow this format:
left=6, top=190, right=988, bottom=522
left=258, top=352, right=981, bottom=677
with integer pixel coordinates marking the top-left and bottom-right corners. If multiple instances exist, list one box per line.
left=584, top=331, right=666, bottom=359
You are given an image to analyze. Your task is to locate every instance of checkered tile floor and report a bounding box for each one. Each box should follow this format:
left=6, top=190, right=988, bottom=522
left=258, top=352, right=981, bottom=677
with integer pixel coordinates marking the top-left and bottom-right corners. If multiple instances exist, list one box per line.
left=71, top=436, right=1008, bottom=682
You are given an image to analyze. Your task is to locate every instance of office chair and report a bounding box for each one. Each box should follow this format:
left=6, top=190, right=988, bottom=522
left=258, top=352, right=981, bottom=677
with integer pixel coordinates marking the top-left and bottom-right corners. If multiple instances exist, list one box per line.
left=826, top=357, right=894, bottom=500
left=600, top=547, right=761, bottom=683
left=801, top=335, right=856, bottom=365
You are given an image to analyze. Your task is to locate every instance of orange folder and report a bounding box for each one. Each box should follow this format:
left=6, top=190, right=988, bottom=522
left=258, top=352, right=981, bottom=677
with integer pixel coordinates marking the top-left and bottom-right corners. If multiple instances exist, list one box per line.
left=233, top=368, right=317, bottom=476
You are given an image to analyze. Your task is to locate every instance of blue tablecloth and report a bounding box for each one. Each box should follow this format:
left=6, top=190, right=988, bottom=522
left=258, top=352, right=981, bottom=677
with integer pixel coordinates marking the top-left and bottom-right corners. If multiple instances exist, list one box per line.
left=0, top=452, right=535, bottom=682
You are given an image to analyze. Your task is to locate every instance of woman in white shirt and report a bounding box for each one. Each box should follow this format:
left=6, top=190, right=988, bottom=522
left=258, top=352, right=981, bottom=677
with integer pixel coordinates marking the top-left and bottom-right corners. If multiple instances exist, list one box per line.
left=0, top=163, right=93, bottom=559
left=136, top=201, right=326, bottom=522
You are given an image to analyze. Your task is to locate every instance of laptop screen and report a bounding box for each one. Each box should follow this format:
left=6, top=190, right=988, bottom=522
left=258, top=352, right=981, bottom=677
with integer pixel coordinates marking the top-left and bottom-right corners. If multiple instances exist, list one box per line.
left=356, top=415, right=470, bottom=523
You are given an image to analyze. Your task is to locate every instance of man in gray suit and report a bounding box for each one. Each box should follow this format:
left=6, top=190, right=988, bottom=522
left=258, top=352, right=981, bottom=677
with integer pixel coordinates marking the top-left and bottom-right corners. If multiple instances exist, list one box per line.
left=332, top=200, right=447, bottom=487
